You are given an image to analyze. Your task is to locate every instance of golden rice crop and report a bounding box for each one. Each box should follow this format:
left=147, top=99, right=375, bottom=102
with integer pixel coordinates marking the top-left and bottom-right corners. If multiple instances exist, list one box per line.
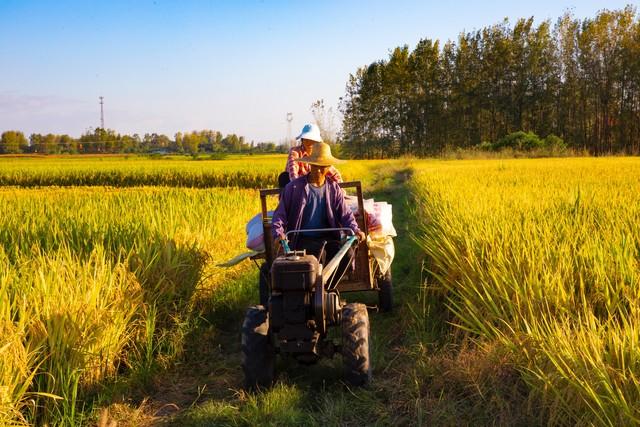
left=0, top=186, right=266, bottom=425
left=410, top=157, right=640, bottom=425
left=0, top=155, right=384, bottom=189
left=0, top=155, right=285, bottom=188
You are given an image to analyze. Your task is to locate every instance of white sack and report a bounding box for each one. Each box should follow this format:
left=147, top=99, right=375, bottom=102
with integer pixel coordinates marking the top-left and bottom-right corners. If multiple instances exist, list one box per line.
left=367, top=235, right=395, bottom=275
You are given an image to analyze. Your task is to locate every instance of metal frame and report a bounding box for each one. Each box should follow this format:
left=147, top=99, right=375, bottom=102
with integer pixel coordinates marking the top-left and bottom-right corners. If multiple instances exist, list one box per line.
left=258, top=181, right=376, bottom=293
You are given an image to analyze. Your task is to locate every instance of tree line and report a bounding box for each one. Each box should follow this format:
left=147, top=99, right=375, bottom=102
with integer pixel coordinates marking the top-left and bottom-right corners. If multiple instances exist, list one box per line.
left=0, top=128, right=285, bottom=155
left=339, top=6, right=640, bottom=158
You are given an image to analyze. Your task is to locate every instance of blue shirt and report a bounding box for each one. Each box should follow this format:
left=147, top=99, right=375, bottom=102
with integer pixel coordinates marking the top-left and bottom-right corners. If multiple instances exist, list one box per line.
left=301, top=182, right=329, bottom=237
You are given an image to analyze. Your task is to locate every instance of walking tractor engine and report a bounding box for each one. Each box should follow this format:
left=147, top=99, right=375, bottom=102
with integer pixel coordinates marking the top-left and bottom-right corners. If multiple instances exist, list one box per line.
left=270, top=237, right=347, bottom=363
left=241, top=181, right=393, bottom=390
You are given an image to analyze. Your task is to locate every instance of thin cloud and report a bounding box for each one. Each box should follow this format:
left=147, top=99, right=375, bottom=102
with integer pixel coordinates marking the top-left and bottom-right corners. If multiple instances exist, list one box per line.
left=0, top=91, right=85, bottom=114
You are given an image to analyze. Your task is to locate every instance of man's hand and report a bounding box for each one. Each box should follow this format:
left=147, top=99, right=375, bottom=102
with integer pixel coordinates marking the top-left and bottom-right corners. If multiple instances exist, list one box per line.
left=273, top=236, right=287, bottom=253
left=356, top=231, right=366, bottom=243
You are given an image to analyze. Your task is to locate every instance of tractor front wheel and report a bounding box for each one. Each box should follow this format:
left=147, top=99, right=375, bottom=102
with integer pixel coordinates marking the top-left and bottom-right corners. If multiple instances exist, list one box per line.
left=341, top=303, right=371, bottom=386
left=241, top=306, right=275, bottom=390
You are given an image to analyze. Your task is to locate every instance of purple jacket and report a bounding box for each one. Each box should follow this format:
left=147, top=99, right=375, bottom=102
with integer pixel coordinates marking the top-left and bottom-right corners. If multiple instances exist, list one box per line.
left=272, top=176, right=360, bottom=246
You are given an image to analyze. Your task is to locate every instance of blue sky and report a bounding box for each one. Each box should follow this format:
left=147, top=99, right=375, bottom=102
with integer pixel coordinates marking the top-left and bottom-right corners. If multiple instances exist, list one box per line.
left=0, top=0, right=636, bottom=143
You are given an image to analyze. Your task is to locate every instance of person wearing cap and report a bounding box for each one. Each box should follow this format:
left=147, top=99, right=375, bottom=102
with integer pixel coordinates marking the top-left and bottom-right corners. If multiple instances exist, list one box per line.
left=272, top=142, right=365, bottom=285
left=281, top=123, right=343, bottom=187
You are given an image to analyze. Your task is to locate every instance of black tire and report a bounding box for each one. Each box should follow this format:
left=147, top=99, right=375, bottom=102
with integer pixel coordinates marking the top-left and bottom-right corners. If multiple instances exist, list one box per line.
left=377, top=269, right=393, bottom=313
left=241, top=306, right=275, bottom=390
left=258, top=262, right=270, bottom=307
left=341, top=303, right=371, bottom=386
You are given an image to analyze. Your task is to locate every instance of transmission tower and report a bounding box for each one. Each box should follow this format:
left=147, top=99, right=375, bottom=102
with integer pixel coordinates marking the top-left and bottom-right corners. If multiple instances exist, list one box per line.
left=286, top=112, right=293, bottom=149
left=99, top=96, right=105, bottom=129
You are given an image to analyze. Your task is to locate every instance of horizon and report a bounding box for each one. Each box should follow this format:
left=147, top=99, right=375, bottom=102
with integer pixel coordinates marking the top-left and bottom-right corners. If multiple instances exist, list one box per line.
left=1, top=0, right=637, bottom=143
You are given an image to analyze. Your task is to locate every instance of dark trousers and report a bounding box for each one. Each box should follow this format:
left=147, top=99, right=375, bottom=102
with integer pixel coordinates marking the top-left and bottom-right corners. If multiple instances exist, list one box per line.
left=294, top=236, right=355, bottom=288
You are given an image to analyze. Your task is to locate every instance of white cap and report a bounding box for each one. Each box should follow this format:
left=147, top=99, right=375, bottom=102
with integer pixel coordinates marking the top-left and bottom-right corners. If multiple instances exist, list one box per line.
left=296, top=123, right=323, bottom=143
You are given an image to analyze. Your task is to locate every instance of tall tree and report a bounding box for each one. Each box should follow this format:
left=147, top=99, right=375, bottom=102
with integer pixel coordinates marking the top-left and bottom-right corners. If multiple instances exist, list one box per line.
left=340, top=7, right=640, bottom=157
left=0, top=131, right=27, bottom=154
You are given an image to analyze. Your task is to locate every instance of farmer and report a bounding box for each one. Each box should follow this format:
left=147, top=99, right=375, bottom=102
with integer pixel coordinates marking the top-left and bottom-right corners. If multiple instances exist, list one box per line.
left=278, top=123, right=343, bottom=188
left=272, top=142, right=365, bottom=284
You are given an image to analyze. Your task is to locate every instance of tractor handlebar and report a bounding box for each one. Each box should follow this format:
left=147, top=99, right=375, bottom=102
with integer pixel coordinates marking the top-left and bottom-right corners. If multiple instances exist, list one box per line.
left=284, top=227, right=355, bottom=239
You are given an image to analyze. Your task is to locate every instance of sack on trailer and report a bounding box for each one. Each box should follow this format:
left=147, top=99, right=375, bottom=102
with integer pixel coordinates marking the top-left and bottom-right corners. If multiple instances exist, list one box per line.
left=370, top=201, right=397, bottom=237
left=345, top=196, right=397, bottom=237
left=367, top=235, right=395, bottom=275
left=246, top=211, right=273, bottom=252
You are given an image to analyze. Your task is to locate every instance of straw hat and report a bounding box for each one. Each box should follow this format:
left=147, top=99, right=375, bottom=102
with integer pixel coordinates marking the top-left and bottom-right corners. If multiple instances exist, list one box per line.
left=298, top=142, right=345, bottom=166
left=296, top=123, right=323, bottom=143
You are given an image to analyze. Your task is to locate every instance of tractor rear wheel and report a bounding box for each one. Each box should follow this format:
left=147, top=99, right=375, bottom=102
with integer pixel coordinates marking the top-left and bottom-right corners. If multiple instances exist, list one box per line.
left=377, top=269, right=393, bottom=312
left=341, top=303, right=371, bottom=386
left=241, top=306, right=275, bottom=390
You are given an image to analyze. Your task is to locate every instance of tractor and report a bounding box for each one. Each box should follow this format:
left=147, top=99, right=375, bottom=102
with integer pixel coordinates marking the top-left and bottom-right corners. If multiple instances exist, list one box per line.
left=241, top=181, right=393, bottom=388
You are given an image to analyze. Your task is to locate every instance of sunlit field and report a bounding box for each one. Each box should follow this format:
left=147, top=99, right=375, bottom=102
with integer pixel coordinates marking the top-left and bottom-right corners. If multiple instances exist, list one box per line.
left=411, top=157, right=640, bottom=424
left=0, top=155, right=285, bottom=188
left=1, top=155, right=639, bottom=426
left=0, top=185, right=264, bottom=425
left=0, top=155, right=381, bottom=188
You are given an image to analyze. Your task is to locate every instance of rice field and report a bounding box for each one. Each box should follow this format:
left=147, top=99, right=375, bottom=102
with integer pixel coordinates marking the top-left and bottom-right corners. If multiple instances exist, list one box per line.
left=0, top=155, right=285, bottom=188
left=410, top=157, right=640, bottom=424
left=1, top=154, right=639, bottom=426
left=0, top=185, right=266, bottom=425
left=0, top=155, right=379, bottom=188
